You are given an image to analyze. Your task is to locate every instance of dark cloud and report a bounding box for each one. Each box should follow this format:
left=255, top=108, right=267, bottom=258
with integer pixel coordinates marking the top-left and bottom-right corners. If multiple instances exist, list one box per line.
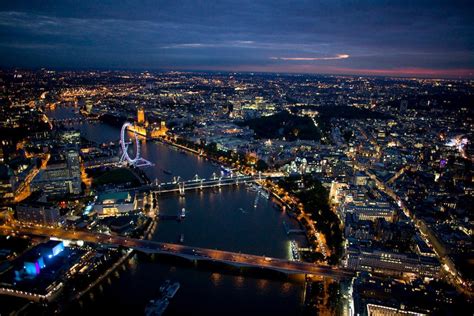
left=0, top=1, right=473, bottom=77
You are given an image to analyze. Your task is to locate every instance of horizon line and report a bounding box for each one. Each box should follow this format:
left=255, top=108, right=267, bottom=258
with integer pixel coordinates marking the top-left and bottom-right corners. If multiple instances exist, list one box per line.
left=0, top=65, right=472, bottom=81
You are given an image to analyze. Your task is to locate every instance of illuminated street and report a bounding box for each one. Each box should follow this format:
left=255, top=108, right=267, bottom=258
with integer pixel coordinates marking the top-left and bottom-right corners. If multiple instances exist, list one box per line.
left=0, top=1, right=472, bottom=314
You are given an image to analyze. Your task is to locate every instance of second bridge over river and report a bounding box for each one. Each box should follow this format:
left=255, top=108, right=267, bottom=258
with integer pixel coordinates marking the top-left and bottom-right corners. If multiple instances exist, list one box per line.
left=137, top=173, right=281, bottom=195
left=2, top=225, right=354, bottom=280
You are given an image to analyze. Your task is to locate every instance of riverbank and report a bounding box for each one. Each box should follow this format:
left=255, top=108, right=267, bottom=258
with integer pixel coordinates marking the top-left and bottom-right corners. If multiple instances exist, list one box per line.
left=59, top=217, right=157, bottom=311
left=40, top=106, right=309, bottom=315
left=73, top=249, right=133, bottom=301
left=150, top=134, right=321, bottom=262
left=153, top=137, right=226, bottom=169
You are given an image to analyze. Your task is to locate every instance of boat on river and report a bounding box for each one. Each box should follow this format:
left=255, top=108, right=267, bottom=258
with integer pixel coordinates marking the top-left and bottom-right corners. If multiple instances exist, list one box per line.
left=163, top=281, right=180, bottom=299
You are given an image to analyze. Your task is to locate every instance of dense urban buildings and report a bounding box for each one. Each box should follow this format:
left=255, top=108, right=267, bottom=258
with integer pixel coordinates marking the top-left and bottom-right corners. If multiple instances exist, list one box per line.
left=0, top=69, right=472, bottom=315
left=0, top=1, right=473, bottom=315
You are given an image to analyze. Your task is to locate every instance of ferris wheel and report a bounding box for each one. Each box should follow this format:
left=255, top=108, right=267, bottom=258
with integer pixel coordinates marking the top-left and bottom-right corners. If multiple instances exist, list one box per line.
left=119, top=122, right=153, bottom=167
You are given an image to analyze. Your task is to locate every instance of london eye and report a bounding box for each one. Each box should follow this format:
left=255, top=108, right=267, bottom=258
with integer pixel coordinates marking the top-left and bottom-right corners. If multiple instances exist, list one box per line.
left=119, top=122, right=153, bottom=167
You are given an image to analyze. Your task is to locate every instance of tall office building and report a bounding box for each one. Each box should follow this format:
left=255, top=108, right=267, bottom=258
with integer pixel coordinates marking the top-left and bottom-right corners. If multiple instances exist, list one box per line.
left=31, top=149, right=82, bottom=196
left=0, top=164, right=14, bottom=205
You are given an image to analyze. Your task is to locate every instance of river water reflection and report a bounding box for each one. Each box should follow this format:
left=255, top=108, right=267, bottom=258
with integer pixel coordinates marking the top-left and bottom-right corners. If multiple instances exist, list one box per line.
left=47, top=107, right=306, bottom=315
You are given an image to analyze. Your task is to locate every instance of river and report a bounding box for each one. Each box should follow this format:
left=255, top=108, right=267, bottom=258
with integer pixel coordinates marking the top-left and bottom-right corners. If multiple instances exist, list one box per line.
left=46, top=107, right=307, bottom=315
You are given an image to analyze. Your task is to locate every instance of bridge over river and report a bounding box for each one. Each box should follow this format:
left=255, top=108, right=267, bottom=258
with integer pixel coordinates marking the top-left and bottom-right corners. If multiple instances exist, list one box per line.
left=136, top=173, right=281, bottom=195
left=1, top=225, right=354, bottom=280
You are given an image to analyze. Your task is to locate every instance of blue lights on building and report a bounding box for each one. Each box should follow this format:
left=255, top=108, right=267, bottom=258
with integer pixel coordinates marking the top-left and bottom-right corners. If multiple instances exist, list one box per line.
left=84, top=203, right=94, bottom=215
left=24, top=257, right=45, bottom=276
left=51, top=241, right=64, bottom=256
left=15, top=240, right=65, bottom=279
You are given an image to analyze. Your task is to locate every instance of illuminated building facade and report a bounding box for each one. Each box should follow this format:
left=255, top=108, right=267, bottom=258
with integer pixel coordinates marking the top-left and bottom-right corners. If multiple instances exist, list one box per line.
left=0, top=164, right=14, bottom=205
left=94, top=191, right=137, bottom=217
left=23, top=256, right=45, bottom=277
left=346, top=248, right=440, bottom=278
left=31, top=150, right=82, bottom=196
left=137, top=106, right=145, bottom=124
left=129, top=107, right=168, bottom=139
left=15, top=241, right=65, bottom=279
left=16, top=201, right=61, bottom=226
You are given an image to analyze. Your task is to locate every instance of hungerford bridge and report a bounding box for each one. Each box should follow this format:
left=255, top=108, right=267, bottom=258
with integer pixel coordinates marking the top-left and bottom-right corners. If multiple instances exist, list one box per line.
left=140, top=173, right=279, bottom=195
left=2, top=225, right=354, bottom=279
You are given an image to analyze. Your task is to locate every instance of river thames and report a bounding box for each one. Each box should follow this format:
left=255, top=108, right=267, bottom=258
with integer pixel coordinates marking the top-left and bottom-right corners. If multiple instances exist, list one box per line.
left=47, top=107, right=307, bottom=315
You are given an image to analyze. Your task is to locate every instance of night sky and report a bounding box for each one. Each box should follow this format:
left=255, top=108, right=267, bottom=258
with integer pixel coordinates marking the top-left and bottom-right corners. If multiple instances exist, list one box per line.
left=0, top=1, right=473, bottom=78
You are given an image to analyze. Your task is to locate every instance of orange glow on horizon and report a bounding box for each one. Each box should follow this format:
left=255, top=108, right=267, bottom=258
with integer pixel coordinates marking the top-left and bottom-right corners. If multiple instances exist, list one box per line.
left=174, top=64, right=474, bottom=79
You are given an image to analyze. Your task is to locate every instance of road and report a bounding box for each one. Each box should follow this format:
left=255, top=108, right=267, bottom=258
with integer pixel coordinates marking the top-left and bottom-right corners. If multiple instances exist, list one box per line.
left=1, top=225, right=353, bottom=279
left=351, top=126, right=471, bottom=294
left=265, top=180, right=330, bottom=258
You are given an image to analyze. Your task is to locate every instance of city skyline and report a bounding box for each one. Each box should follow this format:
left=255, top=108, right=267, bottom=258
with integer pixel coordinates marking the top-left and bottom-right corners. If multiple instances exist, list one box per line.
left=1, top=1, right=473, bottom=78
left=0, top=1, right=472, bottom=315
left=0, top=64, right=472, bottom=316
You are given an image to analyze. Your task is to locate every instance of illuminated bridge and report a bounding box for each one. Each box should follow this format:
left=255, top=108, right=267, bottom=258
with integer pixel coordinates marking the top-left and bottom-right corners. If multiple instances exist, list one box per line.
left=138, top=173, right=279, bottom=195
left=2, top=225, right=354, bottom=279
left=50, top=117, right=85, bottom=125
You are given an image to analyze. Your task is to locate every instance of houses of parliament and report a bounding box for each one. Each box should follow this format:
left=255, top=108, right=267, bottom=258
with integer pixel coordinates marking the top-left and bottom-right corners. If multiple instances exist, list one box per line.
left=129, top=107, right=168, bottom=139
